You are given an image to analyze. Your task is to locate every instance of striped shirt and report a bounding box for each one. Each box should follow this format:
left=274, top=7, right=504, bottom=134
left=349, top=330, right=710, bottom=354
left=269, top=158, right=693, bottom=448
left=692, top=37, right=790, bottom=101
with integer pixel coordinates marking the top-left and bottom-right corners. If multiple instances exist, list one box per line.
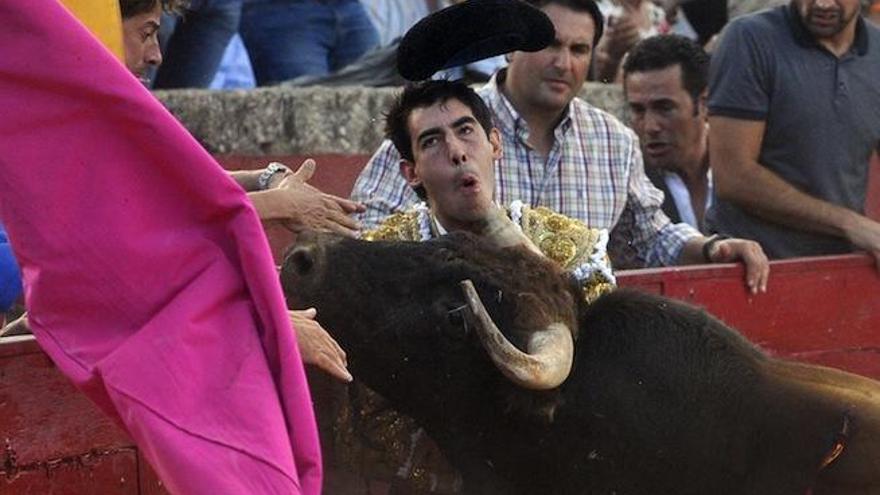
left=350, top=72, right=700, bottom=268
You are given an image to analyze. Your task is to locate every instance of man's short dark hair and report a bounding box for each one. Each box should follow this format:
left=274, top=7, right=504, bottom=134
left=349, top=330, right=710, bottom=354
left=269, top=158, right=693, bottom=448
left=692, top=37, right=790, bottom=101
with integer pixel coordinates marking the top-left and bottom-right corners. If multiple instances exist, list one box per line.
left=623, top=34, right=710, bottom=103
left=385, top=79, right=495, bottom=162
left=385, top=79, right=495, bottom=200
left=521, top=0, right=604, bottom=46
left=119, top=0, right=188, bottom=19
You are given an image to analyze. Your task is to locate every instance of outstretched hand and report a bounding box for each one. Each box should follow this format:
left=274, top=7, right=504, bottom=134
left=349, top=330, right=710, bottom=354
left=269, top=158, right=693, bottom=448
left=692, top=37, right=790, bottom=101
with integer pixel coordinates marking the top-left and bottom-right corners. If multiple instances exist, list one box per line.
left=708, top=238, right=770, bottom=294
left=252, top=159, right=365, bottom=237
left=290, top=308, right=352, bottom=382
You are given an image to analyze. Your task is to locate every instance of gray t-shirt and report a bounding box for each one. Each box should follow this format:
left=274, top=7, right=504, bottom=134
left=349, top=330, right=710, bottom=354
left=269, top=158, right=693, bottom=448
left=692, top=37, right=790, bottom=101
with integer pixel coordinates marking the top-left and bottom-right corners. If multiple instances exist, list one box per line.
left=707, top=5, right=880, bottom=258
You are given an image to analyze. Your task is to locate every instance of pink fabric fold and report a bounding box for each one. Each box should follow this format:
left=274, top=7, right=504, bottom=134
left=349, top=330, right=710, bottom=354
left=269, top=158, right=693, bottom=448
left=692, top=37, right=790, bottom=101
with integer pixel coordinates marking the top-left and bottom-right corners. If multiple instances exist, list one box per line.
left=0, top=1, right=321, bottom=493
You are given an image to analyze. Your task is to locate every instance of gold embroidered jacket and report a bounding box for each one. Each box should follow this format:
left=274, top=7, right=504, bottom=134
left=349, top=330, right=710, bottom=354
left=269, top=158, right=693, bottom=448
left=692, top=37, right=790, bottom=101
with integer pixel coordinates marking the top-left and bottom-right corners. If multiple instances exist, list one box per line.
left=363, top=202, right=616, bottom=303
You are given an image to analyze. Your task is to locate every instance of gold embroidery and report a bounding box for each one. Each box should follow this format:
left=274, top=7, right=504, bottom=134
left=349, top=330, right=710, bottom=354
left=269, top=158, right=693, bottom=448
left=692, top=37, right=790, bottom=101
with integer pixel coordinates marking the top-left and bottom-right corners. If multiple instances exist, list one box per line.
left=362, top=211, right=423, bottom=241
left=519, top=206, right=614, bottom=303
left=364, top=205, right=616, bottom=304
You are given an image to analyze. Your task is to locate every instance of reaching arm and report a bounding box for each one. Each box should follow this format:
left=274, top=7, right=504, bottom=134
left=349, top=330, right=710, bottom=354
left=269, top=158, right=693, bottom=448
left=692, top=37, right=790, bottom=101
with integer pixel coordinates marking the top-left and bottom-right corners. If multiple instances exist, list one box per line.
left=710, top=116, right=880, bottom=268
left=611, top=124, right=769, bottom=291
left=229, top=169, right=268, bottom=192
left=246, top=159, right=365, bottom=237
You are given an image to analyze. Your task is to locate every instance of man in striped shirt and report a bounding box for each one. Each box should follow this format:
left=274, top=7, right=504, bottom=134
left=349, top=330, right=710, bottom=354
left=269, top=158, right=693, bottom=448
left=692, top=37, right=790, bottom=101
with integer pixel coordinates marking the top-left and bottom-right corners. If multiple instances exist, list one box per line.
left=351, top=0, right=769, bottom=293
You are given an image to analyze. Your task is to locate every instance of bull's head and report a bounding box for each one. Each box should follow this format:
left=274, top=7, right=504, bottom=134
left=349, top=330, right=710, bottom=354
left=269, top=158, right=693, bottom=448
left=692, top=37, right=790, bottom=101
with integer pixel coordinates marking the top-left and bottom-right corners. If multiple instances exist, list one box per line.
left=281, top=231, right=578, bottom=399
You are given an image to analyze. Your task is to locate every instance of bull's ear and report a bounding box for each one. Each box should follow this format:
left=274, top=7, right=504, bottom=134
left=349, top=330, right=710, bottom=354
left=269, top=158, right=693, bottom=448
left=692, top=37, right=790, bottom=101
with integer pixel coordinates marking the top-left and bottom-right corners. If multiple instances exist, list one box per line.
left=400, top=159, right=421, bottom=188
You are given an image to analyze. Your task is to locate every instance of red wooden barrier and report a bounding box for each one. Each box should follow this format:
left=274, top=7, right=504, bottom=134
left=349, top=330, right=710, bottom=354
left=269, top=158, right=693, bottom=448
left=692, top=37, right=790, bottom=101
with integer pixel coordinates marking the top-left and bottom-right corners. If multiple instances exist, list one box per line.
left=0, top=336, right=165, bottom=494
left=617, top=254, right=880, bottom=377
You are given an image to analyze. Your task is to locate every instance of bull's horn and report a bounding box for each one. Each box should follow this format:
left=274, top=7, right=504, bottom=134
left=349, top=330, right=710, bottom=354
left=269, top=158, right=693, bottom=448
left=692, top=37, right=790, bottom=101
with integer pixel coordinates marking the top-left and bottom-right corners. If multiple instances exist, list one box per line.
left=460, top=280, right=573, bottom=390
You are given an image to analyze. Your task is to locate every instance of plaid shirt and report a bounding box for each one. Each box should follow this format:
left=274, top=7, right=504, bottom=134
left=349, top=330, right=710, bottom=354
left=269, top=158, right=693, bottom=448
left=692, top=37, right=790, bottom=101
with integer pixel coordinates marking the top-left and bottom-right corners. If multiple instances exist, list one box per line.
left=351, top=73, right=700, bottom=268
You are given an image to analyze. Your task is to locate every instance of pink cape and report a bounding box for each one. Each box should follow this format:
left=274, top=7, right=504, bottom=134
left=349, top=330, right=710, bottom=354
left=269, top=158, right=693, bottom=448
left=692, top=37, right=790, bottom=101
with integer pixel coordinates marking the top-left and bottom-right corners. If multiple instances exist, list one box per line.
left=0, top=1, right=322, bottom=493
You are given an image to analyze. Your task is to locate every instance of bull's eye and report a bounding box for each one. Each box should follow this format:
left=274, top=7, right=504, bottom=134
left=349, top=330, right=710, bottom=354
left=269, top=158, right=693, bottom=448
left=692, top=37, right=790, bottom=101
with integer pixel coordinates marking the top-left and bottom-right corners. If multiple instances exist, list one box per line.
left=289, top=247, right=314, bottom=276
left=448, top=307, right=464, bottom=327
left=445, top=303, right=469, bottom=339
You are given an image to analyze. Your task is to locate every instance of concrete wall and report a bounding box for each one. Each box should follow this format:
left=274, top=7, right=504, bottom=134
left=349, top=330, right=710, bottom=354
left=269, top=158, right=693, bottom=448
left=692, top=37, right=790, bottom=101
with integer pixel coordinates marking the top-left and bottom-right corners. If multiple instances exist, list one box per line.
left=155, top=83, right=626, bottom=155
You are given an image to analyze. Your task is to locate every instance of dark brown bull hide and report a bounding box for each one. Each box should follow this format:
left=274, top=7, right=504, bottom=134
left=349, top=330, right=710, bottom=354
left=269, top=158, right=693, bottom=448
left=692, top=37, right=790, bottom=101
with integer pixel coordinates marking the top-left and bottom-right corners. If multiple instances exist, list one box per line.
left=282, top=231, right=880, bottom=495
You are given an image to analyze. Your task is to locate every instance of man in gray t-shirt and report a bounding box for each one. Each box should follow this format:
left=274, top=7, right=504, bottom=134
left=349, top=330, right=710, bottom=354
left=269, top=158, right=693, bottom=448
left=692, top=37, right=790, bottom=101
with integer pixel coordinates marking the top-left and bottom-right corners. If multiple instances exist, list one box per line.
left=707, top=1, right=880, bottom=266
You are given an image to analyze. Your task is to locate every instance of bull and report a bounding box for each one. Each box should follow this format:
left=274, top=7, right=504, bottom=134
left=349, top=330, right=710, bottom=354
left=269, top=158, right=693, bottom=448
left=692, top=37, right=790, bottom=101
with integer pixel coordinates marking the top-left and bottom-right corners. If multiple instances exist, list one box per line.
left=281, top=231, right=880, bottom=495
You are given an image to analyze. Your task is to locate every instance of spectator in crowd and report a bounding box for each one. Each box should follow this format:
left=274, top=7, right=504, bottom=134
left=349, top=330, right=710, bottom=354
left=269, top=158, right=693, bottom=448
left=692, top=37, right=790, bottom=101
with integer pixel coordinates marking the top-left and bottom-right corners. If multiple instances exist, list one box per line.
left=593, top=0, right=666, bottom=82
left=657, top=0, right=728, bottom=45
left=708, top=0, right=880, bottom=267
left=352, top=0, right=769, bottom=293
left=120, top=0, right=187, bottom=85
left=623, top=34, right=712, bottom=233
left=239, top=0, right=380, bottom=85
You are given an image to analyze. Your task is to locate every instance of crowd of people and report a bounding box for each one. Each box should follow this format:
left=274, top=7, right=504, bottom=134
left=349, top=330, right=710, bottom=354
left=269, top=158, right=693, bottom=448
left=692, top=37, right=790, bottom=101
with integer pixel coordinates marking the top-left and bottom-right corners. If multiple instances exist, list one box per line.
left=130, top=0, right=880, bottom=89
left=2, top=0, right=880, bottom=491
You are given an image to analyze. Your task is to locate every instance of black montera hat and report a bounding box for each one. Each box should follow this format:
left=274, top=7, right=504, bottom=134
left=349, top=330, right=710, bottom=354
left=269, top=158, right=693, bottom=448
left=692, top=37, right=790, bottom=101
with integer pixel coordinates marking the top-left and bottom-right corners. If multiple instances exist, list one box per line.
left=397, top=0, right=555, bottom=81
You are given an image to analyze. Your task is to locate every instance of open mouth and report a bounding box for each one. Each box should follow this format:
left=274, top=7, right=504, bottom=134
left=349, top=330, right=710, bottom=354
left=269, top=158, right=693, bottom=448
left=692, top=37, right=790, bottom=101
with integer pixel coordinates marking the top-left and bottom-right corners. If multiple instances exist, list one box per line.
left=458, top=174, right=481, bottom=194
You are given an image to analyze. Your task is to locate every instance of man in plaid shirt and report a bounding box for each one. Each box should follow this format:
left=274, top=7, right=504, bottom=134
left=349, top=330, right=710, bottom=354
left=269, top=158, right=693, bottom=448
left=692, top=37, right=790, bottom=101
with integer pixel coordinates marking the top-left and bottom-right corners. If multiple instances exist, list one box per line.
left=352, top=0, right=769, bottom=293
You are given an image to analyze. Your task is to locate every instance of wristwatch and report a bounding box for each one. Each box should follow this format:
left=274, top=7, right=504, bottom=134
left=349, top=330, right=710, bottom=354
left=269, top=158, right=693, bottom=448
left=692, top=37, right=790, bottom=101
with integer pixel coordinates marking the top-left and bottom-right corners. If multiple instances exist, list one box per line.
left=702, top=234, right=730, bottom=262
left=257, top=162, right=289, bottom=190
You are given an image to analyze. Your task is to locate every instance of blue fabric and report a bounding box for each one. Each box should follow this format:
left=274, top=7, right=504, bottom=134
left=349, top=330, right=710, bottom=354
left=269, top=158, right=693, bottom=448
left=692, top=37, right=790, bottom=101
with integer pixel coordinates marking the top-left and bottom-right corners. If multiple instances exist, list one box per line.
left=240, top=0, right=380, bottom=85
left=0, top=223, right=22, bottom=312
left=153, top=0, right=243, bottom=89
left=209, top=34, right=256, bottom=89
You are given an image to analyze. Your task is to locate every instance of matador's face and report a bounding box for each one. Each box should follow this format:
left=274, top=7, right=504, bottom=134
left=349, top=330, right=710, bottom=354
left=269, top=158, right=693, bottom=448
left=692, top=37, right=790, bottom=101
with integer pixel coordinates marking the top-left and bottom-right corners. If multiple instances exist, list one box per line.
left=401, top=98, right=502, bottom=233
